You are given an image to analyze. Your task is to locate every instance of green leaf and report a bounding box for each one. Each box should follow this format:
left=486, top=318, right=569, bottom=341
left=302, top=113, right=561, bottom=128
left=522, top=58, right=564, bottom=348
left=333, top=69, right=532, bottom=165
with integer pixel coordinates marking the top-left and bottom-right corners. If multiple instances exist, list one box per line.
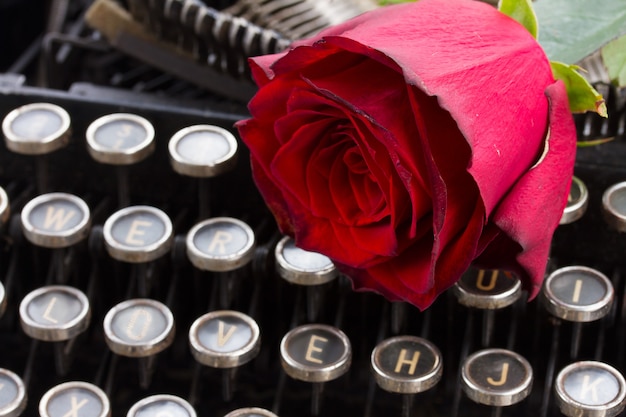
left=497, top=0, right=538, bottom=38
left=601, top=34, right=626, bottom=87
left=377, top=0, right=414, bottom=4
left=534, top=0, right=626, bottom=64
left=550, top=61, right=607, bottom=117
left=577, top=137, right=614, bottom=147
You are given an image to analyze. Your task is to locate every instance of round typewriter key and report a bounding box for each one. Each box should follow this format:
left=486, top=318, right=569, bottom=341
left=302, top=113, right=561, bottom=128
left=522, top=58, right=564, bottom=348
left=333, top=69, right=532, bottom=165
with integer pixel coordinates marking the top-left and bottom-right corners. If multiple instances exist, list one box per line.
left=223, top=408, right=279, bottom=417
left=103, top=206, right=173, bottom=263
left=0, top=368, right=27, bottom=417
left=555, top=361, right=626, bottom=417
left=280, top=324, right=351, bottom=383
left=127, top=394, right=196, bottom=417
left=189, top=310, right=260, bottom=368
left=453, top=269, right=522, bottom=310
left=371, top=335, right=442, bottom=394
left=168, top=124, right=238, bottom=177
left=0, top=186, right=9, bottom=227
left=542, top=266, right=614, bottom=323
left=461, top=348, right=533, bottom=407
left=20, top=193, right=91, bottom=248
left=186, top=217, right=255, bottom=272
left=275, top=236, right=337, bottom=286
left=39, top=381, right=110, bottom=417
left=2, top=102, right=71, bottom=155
left=602, top=181, right=626, bottom=232
left=561, top=176, right=589, bottom=225
left=86, top=113, right=155, bottom=165
left=103, top=298, right=175, bottom=357
left=19, top=285, right=90, bottom=342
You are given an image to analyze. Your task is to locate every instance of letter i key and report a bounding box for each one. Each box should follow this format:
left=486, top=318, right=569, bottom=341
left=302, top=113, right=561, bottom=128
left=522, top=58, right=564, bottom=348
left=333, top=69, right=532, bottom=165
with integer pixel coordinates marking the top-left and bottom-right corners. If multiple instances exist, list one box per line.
left=280, top=324, right=351, bottom=415
left=371, top=336, right=442, bottom=417
left=168, top=125, right=238, bottom=218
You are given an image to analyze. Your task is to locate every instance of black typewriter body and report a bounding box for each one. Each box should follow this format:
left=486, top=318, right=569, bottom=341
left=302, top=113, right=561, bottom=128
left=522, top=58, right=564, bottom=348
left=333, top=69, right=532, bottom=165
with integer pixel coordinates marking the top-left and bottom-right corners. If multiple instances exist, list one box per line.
left=1, top=1, right=626, bottom=416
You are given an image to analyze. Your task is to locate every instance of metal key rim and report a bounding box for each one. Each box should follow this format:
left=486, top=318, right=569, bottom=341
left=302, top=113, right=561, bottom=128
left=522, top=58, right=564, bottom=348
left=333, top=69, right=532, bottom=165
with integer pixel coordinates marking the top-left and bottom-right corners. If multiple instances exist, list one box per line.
left=0, top=368, right=27, bottom=417
left=127, top=394, right=197, bottom=417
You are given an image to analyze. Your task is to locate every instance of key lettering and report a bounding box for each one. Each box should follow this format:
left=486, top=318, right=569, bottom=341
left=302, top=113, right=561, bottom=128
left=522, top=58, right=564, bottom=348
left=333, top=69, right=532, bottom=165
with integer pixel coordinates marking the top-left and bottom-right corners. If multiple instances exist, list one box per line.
left=61, top=396, right=88, bottom=417
left=0, top=383, right=4, bottom=391
left=43, top=205, right=76, bottom=231
left=125, top=308, right=152, bottom=341
left=394, top=349, right=420, bottom=375
left=155, top=412, right=174, bottom=417
left=572, top=279, right=583, bottom=303
left=476, top=270, right=498, bottom=291
left=305, top=335, right=328, bottom=364
left=487, top=362, right=509, bottom=386
left=207, top=230, right=232, bottom=254
left=579, top=374, right=603, bottom=403
left=217, top=320, right=237, bottom=347
left=42, top=296, right=59, bottom=324
left=125, top=220, right=152, bottom=245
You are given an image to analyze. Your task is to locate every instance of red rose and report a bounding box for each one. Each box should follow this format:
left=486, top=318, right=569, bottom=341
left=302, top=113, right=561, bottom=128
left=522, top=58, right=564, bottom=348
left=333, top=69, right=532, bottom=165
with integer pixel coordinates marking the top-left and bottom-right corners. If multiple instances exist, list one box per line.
left=236, top=0, right=577, bottom=309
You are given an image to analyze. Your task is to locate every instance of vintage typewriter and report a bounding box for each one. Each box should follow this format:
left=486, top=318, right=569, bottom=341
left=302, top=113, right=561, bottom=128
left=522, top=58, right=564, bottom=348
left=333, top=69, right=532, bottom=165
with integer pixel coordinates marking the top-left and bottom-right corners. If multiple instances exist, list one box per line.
left=1, top=1, right=625, bottom=416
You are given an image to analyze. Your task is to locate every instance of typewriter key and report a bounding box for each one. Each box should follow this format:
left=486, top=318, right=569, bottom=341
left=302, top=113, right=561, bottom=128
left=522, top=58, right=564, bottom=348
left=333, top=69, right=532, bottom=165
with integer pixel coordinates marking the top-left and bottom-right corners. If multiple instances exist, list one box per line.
left=223, top=408, right=279, bottom=417
left=554, top=361, right=626, bottom=417
left=371, top=336, right=442, bottom=417
left=168, top=124, right=238, bottom=178
left=602, top=181, right=626, bottom=232
left=0, top=186, right=9, bottom=227
left=189, top=310, right=260, bottom=400
left=280, top=324, right=351, bottom=415
left=86, top=113, right=155, bottom=165
left=20, top=193, right=91, bottom=249
left=275, top=236, right=337, bottom=322
left=103, top=298, right=175, bottom=389
left=19, top=285, right=90, bottom=342
left=103, top=206, right=174, bottom=263
left=39, top=381, right=110, bottom=417
left=2, top=103, right=71, bottom=155
left=560, top=176, right=589, bottom=225
left=453, top=269, right=521, bottom=346
left=0, top=368, right=27, bottom=417
left=127, top=394, right=196, bottom=417
left=461, top=348, right=533, bottom=407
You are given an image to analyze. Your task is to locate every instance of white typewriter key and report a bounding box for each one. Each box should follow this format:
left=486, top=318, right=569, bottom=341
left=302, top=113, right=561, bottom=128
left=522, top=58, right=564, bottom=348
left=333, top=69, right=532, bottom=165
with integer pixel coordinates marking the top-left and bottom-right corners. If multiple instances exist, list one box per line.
left=86, top=113, right=155, bottom=165
left=189, top=310, right=260, bottom=368
left=168, top=124, right=238, bottom=177
left=186, top=217, right=255, bottom=272
left=542, top=266, right=614, bottom=323
left=275, top=236, right=337, bottom=286
left=2, top=102, right=71, bottom=155
left=560, top=176, right=589, bottom=225
left=127, top=394, right=196, bottom=417
left=223, top=408, right=279, bottom=417
left=0, top=368, right=27, bottom=417
left=461, top=348, right=533, bottom=407
left=39, top=381, right=110, bottom=417
left=189, top=310, right=260, bottom=401
left=103, top=298, right=175, bottom=357
left=555, top=361, right=626, bottom=417
left=19, top=285, right=90, bottom=342
left=0, top=186, right=9, bottom=227
left=602, top=181, right=626, bottom=232
left=280, top=324, right=351, bottom=415
left=103, top=206, right=173, bottom=263
left=20, top=193, right=91, bottom=248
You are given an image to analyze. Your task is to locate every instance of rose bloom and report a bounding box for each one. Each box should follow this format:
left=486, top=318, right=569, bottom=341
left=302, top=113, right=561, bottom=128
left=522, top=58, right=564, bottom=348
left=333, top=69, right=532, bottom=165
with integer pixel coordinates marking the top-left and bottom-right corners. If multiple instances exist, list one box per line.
left=236, top=0, right=577, bottom=309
